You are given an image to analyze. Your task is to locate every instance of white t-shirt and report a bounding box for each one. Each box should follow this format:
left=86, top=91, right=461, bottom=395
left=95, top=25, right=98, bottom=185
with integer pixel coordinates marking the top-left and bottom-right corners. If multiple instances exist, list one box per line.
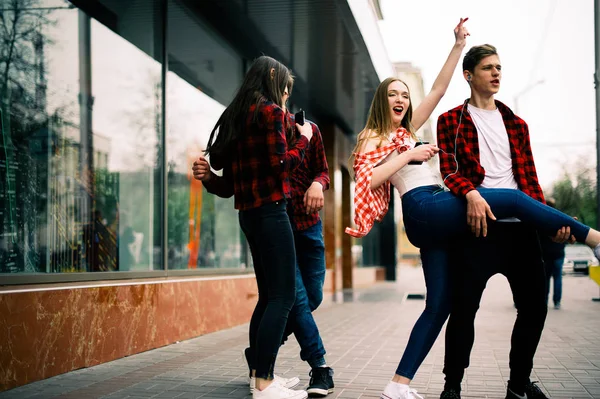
left=468, top=104, right=519, bottom=222
left=468, top=104, right=518, bottom=189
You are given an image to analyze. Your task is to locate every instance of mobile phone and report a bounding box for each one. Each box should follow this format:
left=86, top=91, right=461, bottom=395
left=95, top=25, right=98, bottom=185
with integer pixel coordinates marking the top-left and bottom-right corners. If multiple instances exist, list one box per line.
left=408, top=141, right=429, bottom=165
left=294, top=109, right=305, bottom=126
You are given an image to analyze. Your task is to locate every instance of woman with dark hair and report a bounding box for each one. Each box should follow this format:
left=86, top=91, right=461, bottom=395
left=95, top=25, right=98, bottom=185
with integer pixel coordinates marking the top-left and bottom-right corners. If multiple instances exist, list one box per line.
left=204, top=55, right=312, bottom=399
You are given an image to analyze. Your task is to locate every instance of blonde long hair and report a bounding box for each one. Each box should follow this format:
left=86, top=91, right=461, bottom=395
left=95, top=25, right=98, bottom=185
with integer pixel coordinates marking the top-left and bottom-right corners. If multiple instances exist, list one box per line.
left=349, top=78, right=417, bottom=170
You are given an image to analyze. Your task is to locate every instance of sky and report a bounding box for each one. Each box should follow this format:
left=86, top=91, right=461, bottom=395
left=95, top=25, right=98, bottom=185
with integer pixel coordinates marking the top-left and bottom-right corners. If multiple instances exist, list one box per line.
left=377, top=0, right=597, bottom=191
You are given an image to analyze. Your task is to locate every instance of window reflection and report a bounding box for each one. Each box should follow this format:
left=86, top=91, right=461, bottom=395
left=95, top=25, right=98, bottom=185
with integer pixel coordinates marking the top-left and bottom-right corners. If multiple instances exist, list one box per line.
left=0, top=0, right=250, bottom=276
left=0, top=0, right=162, bottom=273
left=167, top=0, right=244, bottom=269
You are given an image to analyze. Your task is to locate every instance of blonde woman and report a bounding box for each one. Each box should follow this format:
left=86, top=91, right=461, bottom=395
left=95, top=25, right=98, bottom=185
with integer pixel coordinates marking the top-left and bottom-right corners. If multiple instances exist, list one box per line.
left=347, top=21, right=600, bottom=399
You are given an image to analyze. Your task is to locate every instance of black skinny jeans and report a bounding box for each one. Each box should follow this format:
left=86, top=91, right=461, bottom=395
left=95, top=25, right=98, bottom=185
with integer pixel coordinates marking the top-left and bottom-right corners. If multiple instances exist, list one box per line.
left=239, top=200, right=297, bottom=379
left=443, top=222, right=547, bottom=390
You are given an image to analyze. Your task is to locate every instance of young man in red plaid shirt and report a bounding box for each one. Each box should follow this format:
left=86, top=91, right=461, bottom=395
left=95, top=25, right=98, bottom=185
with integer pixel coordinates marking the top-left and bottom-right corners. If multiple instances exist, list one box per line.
left=436, top=45, right=572, bottom=399
left=192, top=115, right=334, bottom=397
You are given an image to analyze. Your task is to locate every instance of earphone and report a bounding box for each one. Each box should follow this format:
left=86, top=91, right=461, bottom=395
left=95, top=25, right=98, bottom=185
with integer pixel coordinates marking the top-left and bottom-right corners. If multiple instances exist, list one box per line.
left=467, top=74, right=472, bottom=81
left=440, top=98, right=469, bottom=184
left=410, top=98, right=468, bottom=193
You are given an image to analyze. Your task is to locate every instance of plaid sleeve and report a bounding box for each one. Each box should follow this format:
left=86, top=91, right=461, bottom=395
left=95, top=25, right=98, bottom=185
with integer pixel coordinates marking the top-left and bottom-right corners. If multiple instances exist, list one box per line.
left=436, top=112, right=476, bottom=197
left=345, top=158, right=379, bottom=237
left=264, top=104, right=309, bottom=175
left=203, top=165, right=234, bottom=198
left=344, top=145, right=394, bottom=238
left=310, top=123, right=330, bottom=191
left=517, top=120, right=545, bottom=203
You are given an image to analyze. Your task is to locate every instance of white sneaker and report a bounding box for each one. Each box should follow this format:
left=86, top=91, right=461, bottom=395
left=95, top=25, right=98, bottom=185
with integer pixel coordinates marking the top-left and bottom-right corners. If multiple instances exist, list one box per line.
left=253, top=380, right=308, bottom=399
left=249, top=375, right=301, bottom=393
left=381, top=381, right=424, bottom=399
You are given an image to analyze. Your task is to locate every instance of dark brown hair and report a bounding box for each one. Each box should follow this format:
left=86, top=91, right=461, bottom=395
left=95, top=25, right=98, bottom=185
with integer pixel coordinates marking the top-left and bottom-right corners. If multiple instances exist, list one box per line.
left=463, top=44, right=498, bottom=73
left=206, top=55, right=294, bottom=168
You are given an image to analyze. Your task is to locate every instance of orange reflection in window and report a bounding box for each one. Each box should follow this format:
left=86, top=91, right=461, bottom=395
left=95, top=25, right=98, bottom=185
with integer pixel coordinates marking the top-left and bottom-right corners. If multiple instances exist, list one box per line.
left=186, top=149, right=203, bottom=268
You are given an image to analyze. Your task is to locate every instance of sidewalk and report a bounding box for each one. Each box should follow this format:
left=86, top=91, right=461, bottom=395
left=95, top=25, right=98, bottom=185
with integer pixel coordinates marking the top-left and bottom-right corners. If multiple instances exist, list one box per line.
left=3, top=266, right=600, bottom=399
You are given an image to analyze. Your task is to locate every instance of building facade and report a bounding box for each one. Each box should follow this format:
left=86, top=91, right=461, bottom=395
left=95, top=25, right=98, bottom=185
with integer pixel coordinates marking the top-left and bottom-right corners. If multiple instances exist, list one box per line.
left=0, top=0, right=393, bottom=392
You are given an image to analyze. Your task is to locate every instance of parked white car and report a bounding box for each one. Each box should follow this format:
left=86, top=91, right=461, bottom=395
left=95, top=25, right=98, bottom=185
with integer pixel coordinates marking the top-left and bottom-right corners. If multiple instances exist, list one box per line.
left=563, top=244, right=599, bottom=275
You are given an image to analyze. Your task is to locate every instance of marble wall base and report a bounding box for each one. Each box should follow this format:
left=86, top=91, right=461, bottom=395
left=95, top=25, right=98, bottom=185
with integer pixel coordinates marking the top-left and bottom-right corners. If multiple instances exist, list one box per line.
left=0, top=276, right=257, bottom=392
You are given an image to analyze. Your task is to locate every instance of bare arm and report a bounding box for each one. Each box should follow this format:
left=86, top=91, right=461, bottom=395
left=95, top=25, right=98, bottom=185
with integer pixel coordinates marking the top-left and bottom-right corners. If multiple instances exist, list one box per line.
left=411, top=18, right=470, bottom=131
left=357, top=133, right=439, bottom=189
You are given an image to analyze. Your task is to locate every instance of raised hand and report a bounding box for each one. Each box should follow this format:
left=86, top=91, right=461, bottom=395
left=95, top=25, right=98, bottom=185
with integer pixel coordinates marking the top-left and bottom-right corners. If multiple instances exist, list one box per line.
left=192, top=156, right=212, bottom=182
left=408, top=144, right=439, bottom=163
left=297, top=122, right=313, bottom=141
left=454, top=17, right=470, bottom=47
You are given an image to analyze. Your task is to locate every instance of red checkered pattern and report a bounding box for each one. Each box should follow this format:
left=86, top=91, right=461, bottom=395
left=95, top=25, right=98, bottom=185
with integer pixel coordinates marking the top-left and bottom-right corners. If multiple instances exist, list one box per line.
left=345, top=128, right=411, bottom=238
left=287, top=114, right=330, bottom=231
left=437, top=100, right=545, bottom=202
left=207, top=101, right=310, bottom=211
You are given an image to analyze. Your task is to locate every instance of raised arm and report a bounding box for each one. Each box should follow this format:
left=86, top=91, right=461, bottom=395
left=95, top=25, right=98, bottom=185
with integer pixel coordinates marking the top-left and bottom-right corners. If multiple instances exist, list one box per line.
left=411, top=18, right=469, bottom=132
left=265, top=104, right=312, bottom=174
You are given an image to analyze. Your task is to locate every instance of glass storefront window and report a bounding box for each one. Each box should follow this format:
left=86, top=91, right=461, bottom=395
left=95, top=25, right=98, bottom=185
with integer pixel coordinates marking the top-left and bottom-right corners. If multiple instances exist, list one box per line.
left=0, top=0, right=163, bottom=274
left=166, top=0, right=245, bottom=269
left=0, top=0, right=253, bottom=279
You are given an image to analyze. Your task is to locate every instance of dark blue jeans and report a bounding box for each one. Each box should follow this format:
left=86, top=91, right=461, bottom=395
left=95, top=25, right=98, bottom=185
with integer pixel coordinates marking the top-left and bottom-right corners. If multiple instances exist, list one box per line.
left=283, top=220, right=327, bottom=368
left=395, top=185, right=590, bottom=380
left=239, top=201, right=296, bottom=379
left=545, top=257, right=564, bottom=305
left=402, top=185, right=590, bottom=249
left=396, top=247, right=452, bottom=379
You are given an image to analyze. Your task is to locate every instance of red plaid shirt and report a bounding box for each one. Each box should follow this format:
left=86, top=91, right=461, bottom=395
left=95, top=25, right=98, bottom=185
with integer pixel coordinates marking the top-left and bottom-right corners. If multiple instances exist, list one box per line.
left=345, top=129, right=411, bottom=238
left=206, top=101, right=310, bottom=210
left=437, top=100, right=545, bottom=203
left=287, top=116, right=330, bottom=231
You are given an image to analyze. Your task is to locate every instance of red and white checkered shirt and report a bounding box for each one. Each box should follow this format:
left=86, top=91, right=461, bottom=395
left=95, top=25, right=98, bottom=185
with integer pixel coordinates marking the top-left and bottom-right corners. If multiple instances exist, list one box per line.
left=345, top=128, right=410, bottom=238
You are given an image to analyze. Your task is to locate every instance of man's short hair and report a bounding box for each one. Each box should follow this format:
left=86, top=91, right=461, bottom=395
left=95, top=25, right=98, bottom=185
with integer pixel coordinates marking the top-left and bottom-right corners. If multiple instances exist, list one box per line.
left=463, top=44, right=498, bottom=72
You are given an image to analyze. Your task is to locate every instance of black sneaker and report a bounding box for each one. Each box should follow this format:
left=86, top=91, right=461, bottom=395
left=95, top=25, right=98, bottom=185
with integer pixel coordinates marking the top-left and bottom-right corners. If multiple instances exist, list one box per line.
left=440, top=388, right=461, bottom=399
left=307, top=367, right=334, bottom=397
left=506, top=387, right=527, bottom=399
left=525, top=381, right=548, bottom=399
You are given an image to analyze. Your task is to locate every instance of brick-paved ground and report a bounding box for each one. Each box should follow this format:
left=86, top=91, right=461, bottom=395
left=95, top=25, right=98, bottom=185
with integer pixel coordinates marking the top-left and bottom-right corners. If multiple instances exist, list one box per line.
left=3, top=266, right=600, bottom=399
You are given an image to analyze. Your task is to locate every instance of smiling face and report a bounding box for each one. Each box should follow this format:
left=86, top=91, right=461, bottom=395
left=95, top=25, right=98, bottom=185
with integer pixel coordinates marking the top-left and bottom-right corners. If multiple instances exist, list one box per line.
left=387, top=80, right=410, bottom=128
left=467, top=54, right=502, bottom=97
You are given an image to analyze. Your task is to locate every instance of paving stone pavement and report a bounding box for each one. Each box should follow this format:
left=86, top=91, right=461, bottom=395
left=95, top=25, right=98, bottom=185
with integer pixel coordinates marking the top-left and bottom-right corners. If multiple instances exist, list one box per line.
left=3, top=266, right=600, bottom=399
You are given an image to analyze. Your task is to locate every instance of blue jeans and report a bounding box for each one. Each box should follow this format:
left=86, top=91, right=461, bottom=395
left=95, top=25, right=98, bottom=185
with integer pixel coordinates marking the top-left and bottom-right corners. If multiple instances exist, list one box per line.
left=395, top=185, right=591, bottom=380
left=283, top=220, right=327, bottom=368
left=402, top=185, right=590, bottom=249
left=396, top=247, right=452, bottom=379
left=545, top=257, right=564, bottom=305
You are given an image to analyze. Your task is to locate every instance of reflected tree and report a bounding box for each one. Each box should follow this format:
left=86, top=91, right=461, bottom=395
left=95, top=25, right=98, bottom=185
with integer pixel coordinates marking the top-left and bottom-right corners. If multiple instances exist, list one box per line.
left=118, top=70, right=162, bottom=268
left=0, top=0, right=75, bottom=272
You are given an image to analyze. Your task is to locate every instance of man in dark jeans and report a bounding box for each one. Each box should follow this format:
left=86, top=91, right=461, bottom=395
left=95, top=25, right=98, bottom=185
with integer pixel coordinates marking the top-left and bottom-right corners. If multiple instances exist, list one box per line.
left=436, top=44, right=572, bottom=399
left=193, top=117, right=334, bottom=397
left=541, top=198, right=566, bottom=310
